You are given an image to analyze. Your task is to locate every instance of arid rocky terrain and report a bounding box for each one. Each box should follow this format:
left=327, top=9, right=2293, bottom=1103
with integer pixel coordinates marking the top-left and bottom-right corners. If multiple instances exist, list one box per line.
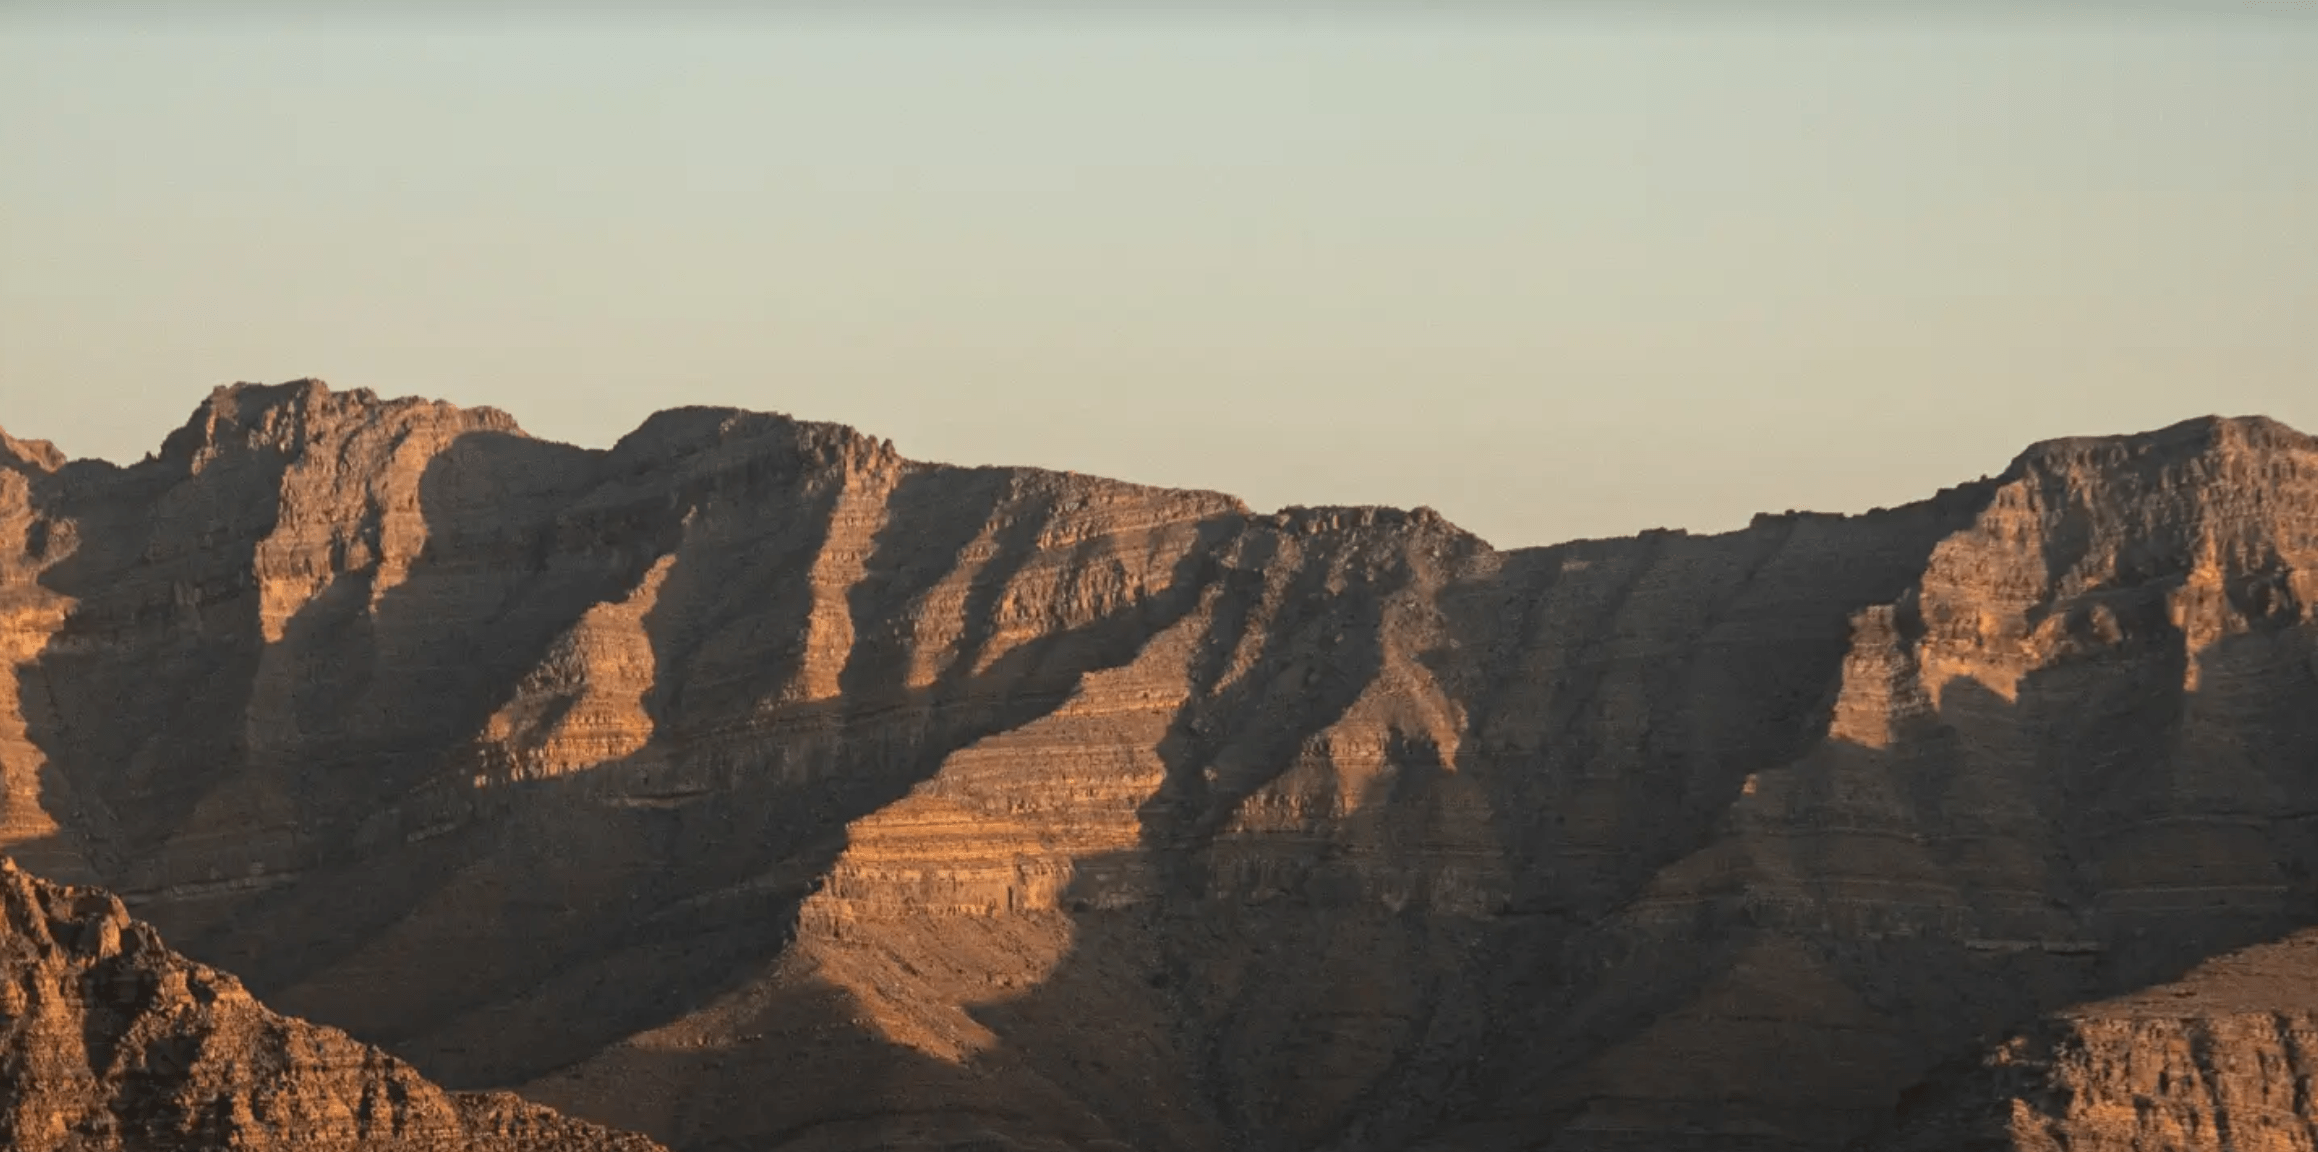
left=0, top=856, right=666, bottom=1151
left=5, top=380, right=2318, bottom=1151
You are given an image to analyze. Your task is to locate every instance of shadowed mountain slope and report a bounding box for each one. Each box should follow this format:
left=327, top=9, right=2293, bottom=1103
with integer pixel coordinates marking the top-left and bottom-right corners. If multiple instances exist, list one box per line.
left=1864, top=928, right=2318, bottom=1152
left=0, top=856, right=666, bottom=1151
left=5, top=381, right=2318, bottom=1151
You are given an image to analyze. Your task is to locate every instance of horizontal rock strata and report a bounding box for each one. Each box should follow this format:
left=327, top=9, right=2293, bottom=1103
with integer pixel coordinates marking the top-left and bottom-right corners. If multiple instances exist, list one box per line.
left=1869, top=930, right=2318, bottom=1151
left=3, top=382, right=2317, bottom=1151
left=0, top=856, right=664, bottom=1151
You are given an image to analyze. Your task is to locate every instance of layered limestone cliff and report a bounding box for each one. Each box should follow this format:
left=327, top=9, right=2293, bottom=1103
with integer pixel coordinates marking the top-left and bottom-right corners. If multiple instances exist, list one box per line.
left=4, top=381, right=2318, bottom=1152
left=0, top=856, right=664, bottom=1151
left=1870, top=930, right=2318, bottom=1152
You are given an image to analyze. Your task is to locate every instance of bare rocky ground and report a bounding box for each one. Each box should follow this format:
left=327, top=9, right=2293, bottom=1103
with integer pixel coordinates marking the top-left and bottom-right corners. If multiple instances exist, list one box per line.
left=0, top=857, right=666, bottom=1150
left=1862, top=929, right=2318, bottom=1152
left=5, top=380, right=2318, bottom=1150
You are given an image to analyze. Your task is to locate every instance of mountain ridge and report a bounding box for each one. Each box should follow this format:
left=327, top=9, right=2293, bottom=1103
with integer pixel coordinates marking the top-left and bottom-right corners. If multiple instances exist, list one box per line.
left=27, top=378, right=2270, bottom=547
left=4, top=380, right=2317, bottom=1151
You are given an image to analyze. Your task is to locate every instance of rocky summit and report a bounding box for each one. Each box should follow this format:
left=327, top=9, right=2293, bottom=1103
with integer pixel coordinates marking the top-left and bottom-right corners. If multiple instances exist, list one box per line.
left=4, top=380, right=2318, bottom=1151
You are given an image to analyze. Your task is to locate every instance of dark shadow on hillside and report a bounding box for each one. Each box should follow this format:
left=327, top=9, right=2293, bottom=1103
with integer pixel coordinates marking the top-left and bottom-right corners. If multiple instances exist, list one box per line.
left=1131, top=514, right=1412, bottom=1146
left=253, top=447, right=1243, bottom=1092
left=23, top=425, right=627, bottom=1005
left=23, top=436, right=305, bottom=892
left=14, top=405, right=1257, bottom=1148
left=25, top=410, right=2318, bottom=1152
left=1439, top=578, right=2318, bottom=1150
left=1137, top=511, right=1399, bottom=889
left=657, top=488, right=2318, bottom=1152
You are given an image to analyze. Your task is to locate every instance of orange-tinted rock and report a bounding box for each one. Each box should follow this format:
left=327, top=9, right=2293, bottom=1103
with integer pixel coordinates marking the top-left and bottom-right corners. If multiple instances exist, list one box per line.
left=1871, top=931, right=2318, bottom=1152
left=5, top=383, right=2318, bottom=1152
left=0, top=856, right=664, bottom=1151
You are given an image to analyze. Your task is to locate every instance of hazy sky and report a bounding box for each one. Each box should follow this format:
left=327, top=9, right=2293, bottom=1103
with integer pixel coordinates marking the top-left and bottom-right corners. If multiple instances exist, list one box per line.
left=3, top=6, right=2313, bottom=547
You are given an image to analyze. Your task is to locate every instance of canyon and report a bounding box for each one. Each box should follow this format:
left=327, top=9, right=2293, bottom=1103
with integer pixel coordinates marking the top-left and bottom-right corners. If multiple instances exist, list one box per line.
left=3, top=380, right=2318, bottom=1151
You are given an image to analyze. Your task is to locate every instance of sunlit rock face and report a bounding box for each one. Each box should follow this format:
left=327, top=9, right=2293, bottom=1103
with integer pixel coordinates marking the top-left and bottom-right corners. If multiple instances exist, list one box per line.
left=1865, top=929, right=2318, bottom=1152
left=5, top=381, right=2318, bottom=1152
left=0, top=857, right=665, bottom=1151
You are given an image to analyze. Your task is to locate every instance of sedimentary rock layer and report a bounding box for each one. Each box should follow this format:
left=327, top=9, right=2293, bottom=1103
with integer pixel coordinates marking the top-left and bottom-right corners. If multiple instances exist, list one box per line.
left=4, top=381, right=2317, bottom=1151
left=1870, top=930, right=2318, bottom=1152
left=0, top=856, right=664, bottom=1151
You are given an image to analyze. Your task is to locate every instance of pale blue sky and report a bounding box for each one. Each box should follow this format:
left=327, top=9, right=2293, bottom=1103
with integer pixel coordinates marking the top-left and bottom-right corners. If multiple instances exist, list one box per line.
left=3, top=7, right=2313, bottom=546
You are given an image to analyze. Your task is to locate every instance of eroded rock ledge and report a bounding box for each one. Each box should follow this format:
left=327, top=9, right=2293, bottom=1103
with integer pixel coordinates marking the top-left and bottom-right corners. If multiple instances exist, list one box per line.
left=1870, top=931, right=2318, bottom=1152
left=3, top=383, right=2317, bottom=1152
left=0, top=856, right=666, bottom=1151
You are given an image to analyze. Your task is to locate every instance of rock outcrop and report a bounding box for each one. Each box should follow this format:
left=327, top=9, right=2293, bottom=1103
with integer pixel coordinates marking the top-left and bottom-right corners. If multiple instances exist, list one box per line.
left=0, top=856, right=665, bottom=1151
left=1869, top=930, right=2318, bottom=1152
left=4, top=381, right=2318, bottom=1151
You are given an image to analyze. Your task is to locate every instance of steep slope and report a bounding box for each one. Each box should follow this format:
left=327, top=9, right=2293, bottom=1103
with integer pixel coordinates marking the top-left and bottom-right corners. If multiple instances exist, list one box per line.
left=1867, top=930, right=2318, bottom=1152
left=0, top=856, right=665, bottom=1151
left=4, top=381, right=2317, bottom=1151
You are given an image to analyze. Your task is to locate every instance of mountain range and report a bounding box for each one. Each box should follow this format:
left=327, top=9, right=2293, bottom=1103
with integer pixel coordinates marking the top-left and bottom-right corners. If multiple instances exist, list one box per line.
left=5, top=380, right=2318, bottom=1151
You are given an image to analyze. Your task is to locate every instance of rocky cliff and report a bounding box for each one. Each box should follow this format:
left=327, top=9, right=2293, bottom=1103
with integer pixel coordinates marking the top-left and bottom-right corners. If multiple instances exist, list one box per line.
left=1868, top=930, right=2318, bottom=1152
left=4, top=381, right=2317, bottom=1151
left=0, top=856, right=665, bottom=1151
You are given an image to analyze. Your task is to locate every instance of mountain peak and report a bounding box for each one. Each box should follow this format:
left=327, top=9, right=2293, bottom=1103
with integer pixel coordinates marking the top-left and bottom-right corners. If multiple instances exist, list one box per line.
left=0, top=426, right=65, bottom=474
left=2010, top=412, right=2317, bottom=475
left=6, top=386, right=2318, bottom=1152
left=156, top=379, right=525, bottom=474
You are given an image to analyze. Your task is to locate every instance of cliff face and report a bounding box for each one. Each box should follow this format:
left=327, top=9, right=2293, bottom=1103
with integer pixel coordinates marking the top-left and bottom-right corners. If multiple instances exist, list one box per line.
left=0, top=856, right=665, bottom=1151
left=1869, top=931, right=2318, bottom=1152
left=4, top=381, right=2317, bottom=1151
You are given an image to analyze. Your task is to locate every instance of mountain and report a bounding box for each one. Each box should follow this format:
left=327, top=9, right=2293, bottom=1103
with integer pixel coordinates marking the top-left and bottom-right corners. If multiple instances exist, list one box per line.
left=1865, top=927, right=2318, bottom=1152
left=0, top=856, right=665, bottom=1151
left=3, top=380, right=2317, bottom=1151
